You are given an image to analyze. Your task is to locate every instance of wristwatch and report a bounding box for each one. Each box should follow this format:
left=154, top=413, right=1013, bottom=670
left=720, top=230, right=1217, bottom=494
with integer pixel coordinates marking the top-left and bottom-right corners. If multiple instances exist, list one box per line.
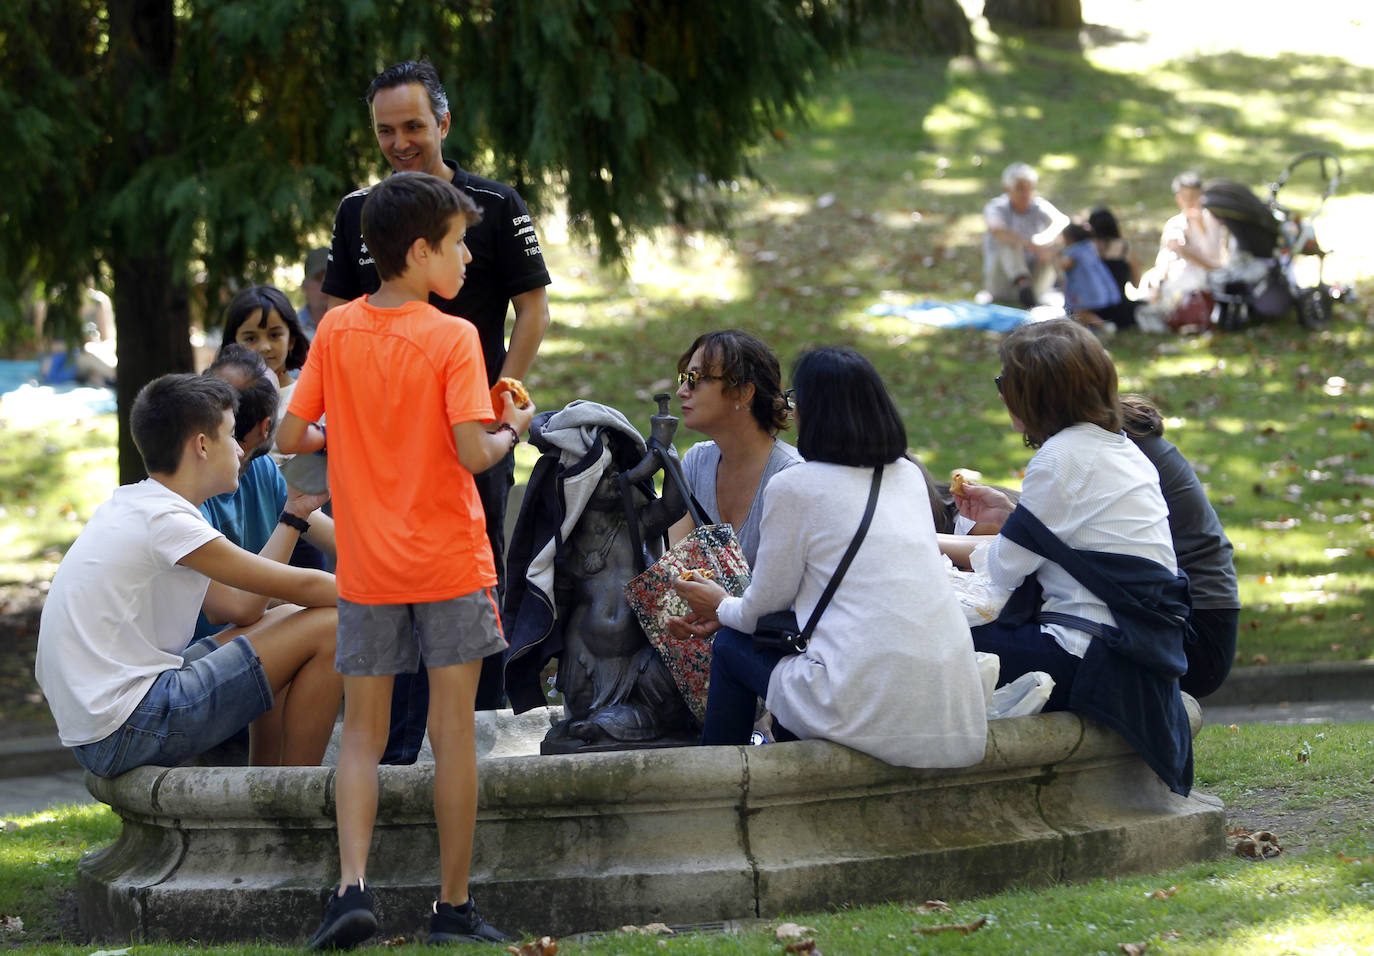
left=278, top=511, right=310, bottom=534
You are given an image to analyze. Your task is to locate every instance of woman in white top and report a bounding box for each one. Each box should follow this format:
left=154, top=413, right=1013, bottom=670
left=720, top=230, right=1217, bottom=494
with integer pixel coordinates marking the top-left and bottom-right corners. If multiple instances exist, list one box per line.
left=675, top=348, right=987, bottom=769
left=666, top=331, right=801, bottom=639
left=939, top=319, right=1177, bottom=712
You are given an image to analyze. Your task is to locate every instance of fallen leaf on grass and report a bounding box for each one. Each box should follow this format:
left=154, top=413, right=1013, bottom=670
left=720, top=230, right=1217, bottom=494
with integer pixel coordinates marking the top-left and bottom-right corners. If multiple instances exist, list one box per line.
left=1336, top=852, right=1374, bottom=865
left=1161, top=930, right=1181, bottom=940
left=915, top=900, right=951, bottom=914
left=775, top=923, right=816, bottom=940
left=1250, top=653, right=1270, bottom=664
left=913, top=916, right=987, bottom=936
left=507, top=937, right=559, bottom=956
left=1232, top=829, right=1283, bottom=858
left=1119, top=943, right=1148, bottom=955
left=1149, top=885, right=1178, bottom=900
left=783, top=940, right=822, bottom=955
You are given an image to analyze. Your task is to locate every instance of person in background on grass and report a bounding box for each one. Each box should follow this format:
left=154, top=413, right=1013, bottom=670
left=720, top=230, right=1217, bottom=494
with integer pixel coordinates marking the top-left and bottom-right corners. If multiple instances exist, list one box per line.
left=279, top=171, right=535, bottom=949
left=1058, top=219, right=1121, bottom=331
left=1120, top=395, right=1239, bottom=698
left=298, top=247, right=331, bottom=340
left=675, top=347, right=987, bottom=769
left=982, top=161, right=1069, bottom=308
left=1087, top=207, right=1142, bottom=331
left=1138, top=170, right=1228, bottom=313
left=34, top=373, right=341, bottom=777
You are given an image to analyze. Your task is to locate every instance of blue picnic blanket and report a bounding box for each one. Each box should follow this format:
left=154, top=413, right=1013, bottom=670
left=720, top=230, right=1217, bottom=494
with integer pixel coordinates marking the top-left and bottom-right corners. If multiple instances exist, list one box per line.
left=867, top=300, right=1033, bottom=333
left=0, top=359, right=116, bottom=422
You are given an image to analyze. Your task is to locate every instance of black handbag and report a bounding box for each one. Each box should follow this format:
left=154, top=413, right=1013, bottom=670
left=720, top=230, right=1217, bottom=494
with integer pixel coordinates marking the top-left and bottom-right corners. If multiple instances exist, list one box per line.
left=751, top=465, right=883, bottom=654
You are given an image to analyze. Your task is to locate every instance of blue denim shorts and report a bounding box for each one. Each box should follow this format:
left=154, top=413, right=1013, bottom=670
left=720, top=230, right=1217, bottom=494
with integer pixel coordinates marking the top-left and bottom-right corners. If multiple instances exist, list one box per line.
left=336, top=590, right=507, bottom=676
left=72, top=635, right=273, bottom=778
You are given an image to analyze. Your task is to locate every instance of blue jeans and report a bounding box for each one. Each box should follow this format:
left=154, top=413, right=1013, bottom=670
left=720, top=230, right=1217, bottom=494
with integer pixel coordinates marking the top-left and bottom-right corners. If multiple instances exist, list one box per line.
left=73, top=636, right=272, bottom=777
left=700, top=627, right=793, bottom=746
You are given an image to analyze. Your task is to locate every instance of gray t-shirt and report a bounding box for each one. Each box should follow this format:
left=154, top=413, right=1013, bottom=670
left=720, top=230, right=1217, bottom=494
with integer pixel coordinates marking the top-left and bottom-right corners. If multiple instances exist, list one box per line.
left=680, top=439, right=802, bottom=565
left=1133, top=434, right=1240, bottom=610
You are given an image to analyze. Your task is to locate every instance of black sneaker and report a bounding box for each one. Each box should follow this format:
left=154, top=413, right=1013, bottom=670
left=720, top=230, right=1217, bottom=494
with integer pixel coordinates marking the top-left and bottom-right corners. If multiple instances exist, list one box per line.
left=427, top=897, right=512, bottom=945
left=1016, top=281, right=1037, bottom=308
left=308, top=880, right=378, bottom=951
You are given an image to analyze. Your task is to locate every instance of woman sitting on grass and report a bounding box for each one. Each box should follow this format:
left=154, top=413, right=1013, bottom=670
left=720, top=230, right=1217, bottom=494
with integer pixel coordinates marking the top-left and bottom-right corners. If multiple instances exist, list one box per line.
left=675, top=347, right=987, bottom=769
left=939, top=319, right=1193, bottom=794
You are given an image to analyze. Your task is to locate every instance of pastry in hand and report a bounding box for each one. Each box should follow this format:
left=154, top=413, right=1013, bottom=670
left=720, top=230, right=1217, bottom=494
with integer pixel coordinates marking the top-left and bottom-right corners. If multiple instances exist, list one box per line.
left=678, top=568, right=715, bottom=582
left=491, top=376, right=531, bottom=410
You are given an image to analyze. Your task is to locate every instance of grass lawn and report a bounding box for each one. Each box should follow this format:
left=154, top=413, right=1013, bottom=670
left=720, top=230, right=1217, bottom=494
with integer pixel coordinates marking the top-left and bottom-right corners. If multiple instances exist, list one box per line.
left=1, top=721, right=1371, bottom=953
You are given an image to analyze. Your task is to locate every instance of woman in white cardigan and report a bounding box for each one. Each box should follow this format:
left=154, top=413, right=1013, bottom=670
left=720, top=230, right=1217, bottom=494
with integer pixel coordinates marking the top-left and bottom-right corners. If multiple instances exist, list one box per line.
left=674, top=347, right=987, bottom=769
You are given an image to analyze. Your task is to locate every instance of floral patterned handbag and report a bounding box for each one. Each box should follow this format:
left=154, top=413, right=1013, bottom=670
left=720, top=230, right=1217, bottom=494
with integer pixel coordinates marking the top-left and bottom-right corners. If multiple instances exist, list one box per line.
left=624, top=522, right=751, bottom=725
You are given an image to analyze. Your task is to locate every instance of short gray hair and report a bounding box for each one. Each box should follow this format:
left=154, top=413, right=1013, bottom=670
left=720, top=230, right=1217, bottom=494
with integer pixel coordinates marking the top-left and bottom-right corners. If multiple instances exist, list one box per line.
left=1002, top=162, right=1038, bottom=189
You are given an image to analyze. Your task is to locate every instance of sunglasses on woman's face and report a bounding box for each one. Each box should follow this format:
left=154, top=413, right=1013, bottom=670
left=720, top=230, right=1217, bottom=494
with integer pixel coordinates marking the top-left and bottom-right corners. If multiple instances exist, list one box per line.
left=783, top=387, right=796, bottom=408
left=677, top=370, right=724, bottom=390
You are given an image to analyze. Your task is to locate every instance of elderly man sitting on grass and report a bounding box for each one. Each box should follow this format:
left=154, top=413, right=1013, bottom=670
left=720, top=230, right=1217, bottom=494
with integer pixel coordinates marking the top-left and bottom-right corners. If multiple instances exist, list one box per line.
left=982, top=161, right=1070, bottom=308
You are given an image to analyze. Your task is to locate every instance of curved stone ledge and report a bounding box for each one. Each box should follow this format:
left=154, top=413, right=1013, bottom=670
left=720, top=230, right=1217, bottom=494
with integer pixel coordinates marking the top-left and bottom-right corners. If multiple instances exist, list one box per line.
left=78, top=703, right=1224, bottom=943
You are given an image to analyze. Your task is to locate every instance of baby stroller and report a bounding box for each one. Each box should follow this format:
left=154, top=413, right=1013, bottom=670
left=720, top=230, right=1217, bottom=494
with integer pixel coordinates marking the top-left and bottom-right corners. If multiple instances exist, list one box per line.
left=1201, top=150, right=1342, bottom=331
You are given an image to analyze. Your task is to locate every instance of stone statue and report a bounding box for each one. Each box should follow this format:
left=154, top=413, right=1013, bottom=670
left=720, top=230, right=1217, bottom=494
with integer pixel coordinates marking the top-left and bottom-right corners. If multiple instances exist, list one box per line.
left=501, top=395, right=698, bottom=753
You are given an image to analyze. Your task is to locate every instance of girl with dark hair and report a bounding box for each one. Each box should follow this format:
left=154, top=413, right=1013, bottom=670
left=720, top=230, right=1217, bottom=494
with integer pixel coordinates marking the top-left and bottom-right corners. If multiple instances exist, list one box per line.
left=675, top=347, right=987, bottom=769
left=219, top=285, right=310, bottom=391
left=219, top=285, right=325, bottom=570
left=939, top=320, right=1192, bottom=793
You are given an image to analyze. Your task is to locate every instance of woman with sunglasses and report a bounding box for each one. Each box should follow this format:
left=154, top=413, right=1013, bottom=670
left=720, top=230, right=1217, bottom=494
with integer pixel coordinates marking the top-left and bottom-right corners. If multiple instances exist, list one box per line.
left=939, top=319, right=1192, bottom=793
left=674, top=347, right=987, bottom=768
left=669, top=329, right=800, bottom=569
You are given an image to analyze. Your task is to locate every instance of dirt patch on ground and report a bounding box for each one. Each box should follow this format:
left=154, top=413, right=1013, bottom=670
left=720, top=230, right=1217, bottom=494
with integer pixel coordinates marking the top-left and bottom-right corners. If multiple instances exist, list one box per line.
left=0, top=583, right=53, bottom=736
left=1220, top=791, right=1370, bottom=856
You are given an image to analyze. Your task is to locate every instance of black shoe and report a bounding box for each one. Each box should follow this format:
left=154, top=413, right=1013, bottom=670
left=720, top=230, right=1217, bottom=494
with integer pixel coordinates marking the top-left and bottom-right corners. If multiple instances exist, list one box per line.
left=1016, top=281, right=1037, bottom=308
left=308, top=880, right=378, bottom=951
left=427, top=897, right=512, bottom=945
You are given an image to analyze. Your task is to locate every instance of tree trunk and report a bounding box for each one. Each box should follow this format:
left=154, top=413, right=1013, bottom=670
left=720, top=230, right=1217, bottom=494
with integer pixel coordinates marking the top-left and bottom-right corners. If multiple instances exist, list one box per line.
left=862, top=0, right=975, bottom=56
left=983, top=0, right=1083, bottom=29
left=106, top=0, right=187, bottom=485
left=112, top=256, right=194, bottom=485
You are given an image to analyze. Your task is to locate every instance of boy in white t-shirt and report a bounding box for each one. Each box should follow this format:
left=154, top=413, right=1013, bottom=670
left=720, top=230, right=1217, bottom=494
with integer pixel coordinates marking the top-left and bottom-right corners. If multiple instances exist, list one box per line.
left=34, top=373, right=341, bottom=777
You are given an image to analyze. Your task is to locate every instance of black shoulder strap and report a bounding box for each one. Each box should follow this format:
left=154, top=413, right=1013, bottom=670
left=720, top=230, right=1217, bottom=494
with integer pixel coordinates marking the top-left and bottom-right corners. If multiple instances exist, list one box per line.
left=800, top=464, right=883, bottom=641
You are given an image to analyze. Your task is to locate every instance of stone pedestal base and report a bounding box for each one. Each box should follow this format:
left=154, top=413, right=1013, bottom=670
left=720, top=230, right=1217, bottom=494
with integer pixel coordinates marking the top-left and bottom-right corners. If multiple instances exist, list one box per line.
left=78, top=704, right=1223, bottom=943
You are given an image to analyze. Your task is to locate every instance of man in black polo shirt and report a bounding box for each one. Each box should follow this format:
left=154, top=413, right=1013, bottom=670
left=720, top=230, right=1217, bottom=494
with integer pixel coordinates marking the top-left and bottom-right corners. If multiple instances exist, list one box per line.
left=323, top=58, right=551, bottom=724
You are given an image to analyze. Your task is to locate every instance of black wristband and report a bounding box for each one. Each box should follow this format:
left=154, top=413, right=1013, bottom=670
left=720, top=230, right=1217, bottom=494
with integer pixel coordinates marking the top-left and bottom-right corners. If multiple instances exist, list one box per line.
left=496, top=423, right=519, bottom=444
left=278, top=511, right=310, bottom=534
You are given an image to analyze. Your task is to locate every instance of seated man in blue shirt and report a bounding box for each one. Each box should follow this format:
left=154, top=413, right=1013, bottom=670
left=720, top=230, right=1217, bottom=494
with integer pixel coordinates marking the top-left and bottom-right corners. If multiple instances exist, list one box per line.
left=196, top=345, right=338, bottom=764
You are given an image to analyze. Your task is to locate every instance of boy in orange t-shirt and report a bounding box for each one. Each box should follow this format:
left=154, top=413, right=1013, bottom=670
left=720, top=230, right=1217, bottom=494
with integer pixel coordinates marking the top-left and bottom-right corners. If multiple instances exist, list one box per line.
left=279, top=171, right=535, bottom=949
